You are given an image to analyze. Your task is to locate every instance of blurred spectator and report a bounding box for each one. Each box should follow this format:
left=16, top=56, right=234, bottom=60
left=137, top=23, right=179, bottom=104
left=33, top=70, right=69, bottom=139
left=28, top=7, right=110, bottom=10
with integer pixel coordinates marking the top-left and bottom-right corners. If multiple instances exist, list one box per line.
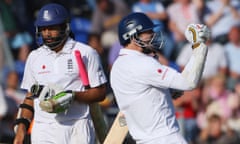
left=196, top=114, right=240, bottom=144
left=0, top=14, right=15, bottom=84
left=2, top=32, right=32, bottom=84
left=0, top=21, right=5, bottom=81
left=132, top=0, right=167, bottom=27
left=0, top=0, right=34, bottom=83
left=224, top=25, right=240, bottom=90
left=0, top=0, right=18, bottom=39
left=9, top=0, right=33, bottom=32
left=14, top=44, right=31, bottom=83
left=69, top=1, right=93, bottom=43
left=11, top=32, right=32, bottom=50
left=4, top=71, right=25, bottom=105
left=87, top=32, right=114, bottom=108
left=90, top=0, right=129, bottom=49
left=196, top=74, right=230, bottom=131
left=88, top=33, right=104, bottom=55
left=227, top=90, right=240, bottom=136
left=166, top=0, right=203, bottom=59
left=108, top=41, right=122, bottom=70
left=0, top=71, right=25, bottom=143
left=176, top=37, right=227, bottom=81
left=203, top=0, right=240, bottom=44
left=173, top=86, right=202, bottom=143
left=0, top=85, right=7, bottom=143
left=0, top=85, right=7, bottom=119
left=157, top=0, right=174, bottom=8
left=205, top=74, right=231, bottom=120
left=70, top=16, right=92, bottom=43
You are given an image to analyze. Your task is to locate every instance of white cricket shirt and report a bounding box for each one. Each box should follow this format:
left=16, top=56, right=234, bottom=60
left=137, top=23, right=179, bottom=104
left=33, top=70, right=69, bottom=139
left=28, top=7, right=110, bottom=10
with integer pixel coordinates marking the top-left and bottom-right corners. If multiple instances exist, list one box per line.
left=21, top=38, right=107, bottom=123
left=110, top=49, right=180, bottom=143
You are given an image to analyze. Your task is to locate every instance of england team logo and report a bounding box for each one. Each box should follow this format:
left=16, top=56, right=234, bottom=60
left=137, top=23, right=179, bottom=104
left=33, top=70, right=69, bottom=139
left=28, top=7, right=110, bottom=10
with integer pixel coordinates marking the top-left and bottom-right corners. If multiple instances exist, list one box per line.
left=43, top=10, right=51, bottom=21
left=67, top=59, right=73, bottom=73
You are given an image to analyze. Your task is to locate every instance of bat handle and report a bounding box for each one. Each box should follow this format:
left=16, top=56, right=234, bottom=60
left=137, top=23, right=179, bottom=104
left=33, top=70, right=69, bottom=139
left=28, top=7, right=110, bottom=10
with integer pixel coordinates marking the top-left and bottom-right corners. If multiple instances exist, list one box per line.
left=74, top=50, right=90, bottom=89
left=84, top=85, right=90, bottom=90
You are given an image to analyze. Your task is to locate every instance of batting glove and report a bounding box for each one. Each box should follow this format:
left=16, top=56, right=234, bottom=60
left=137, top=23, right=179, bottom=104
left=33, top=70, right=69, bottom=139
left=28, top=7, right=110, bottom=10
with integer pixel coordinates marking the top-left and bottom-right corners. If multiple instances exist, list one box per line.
left=38, top=84, right=63, bottom=101
left=185, top=24, right=210, bottom=46
left=39, top=90, right=75, bottom=113
left=169, top=88, right=184, bottom=99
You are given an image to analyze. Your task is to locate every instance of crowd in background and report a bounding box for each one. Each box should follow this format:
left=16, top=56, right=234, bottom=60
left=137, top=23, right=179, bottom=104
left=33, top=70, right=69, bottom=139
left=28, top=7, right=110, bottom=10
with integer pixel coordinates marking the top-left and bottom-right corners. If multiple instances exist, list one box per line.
left=0, top=0, right=240, bottom=143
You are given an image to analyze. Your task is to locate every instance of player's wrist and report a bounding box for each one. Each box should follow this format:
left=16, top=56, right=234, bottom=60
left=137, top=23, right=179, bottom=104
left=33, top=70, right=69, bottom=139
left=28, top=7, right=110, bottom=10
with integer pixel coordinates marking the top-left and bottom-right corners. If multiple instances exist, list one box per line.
left=16, top=123, right=28, bottom=132
left=72, top=91, right=85, bottom=101
left=14, top=126, right=26, bottom=143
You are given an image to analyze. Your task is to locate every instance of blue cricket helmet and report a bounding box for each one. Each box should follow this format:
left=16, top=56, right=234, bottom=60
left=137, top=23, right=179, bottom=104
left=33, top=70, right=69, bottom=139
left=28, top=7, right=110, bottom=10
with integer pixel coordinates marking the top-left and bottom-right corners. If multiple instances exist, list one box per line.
left=35, top=3, right=70, bottom=49
left=118, top=12, right=164, bottom=52
left=35, top=3, right=69, bottom=27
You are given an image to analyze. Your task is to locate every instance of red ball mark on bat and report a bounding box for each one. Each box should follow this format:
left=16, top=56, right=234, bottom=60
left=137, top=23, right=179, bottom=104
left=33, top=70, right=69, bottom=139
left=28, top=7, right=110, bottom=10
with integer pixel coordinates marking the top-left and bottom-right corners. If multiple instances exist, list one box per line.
left=157, top=69, right=162, bottom=73
left=42, top=65, right=46, bottom=69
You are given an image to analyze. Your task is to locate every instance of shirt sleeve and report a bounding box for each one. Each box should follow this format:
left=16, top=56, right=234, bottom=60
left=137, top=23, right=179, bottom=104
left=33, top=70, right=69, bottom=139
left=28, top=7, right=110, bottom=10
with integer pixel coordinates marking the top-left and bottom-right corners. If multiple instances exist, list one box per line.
left=135, top=57, right=178, bottom=89
left=85, top=49, right=107, bottom=87
left=21, top=52, right=37, bottom=91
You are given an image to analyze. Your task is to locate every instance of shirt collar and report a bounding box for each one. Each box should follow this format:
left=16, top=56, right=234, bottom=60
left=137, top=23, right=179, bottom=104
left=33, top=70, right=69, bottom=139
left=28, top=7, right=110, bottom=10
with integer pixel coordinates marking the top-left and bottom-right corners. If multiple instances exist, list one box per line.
left=60, top=38, right=76, bottom=54
left=119, top=48, right=146, bottom=57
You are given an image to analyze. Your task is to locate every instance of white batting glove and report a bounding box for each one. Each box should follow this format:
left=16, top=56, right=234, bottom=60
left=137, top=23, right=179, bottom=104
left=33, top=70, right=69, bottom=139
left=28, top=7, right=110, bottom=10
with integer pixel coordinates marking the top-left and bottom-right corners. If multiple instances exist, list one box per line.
left=185, top=24, right=210, bottom=45
left=38, top=84, right=74, bottom=113
left=38, top=83, right=63, bottom=101
left=39, top=91, right=75, bottom=113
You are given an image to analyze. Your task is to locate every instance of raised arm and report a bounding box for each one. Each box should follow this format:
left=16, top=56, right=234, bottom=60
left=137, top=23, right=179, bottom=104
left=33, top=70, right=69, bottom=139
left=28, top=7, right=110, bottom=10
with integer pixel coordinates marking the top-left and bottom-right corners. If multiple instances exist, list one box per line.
left=170, top=24, right=210, bottom=90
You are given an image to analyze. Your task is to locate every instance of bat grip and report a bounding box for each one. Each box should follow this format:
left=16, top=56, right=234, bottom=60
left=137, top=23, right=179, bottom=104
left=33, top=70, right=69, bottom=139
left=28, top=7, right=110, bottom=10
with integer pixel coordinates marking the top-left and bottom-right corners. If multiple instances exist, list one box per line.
left=74, top=50, right=90, bottom=89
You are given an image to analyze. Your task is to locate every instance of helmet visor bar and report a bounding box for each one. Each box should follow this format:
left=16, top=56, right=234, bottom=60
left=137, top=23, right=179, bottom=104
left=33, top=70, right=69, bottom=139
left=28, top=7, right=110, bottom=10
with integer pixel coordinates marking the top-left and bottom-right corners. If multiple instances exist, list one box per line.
left=133, top=27, right=164, bottom=52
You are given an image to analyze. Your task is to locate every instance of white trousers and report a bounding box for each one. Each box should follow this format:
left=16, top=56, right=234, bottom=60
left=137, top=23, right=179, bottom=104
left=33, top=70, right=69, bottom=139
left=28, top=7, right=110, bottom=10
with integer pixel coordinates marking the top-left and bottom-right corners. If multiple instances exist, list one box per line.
left=31, top=118, right=95, bottom=144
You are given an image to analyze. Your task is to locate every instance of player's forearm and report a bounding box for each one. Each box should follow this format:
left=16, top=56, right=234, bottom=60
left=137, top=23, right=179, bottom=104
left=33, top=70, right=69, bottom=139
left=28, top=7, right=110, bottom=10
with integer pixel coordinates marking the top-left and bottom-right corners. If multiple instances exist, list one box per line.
left=181, top=43, right=208, bottom=89
left=14, top=94, right=34, bottom=136
left=74, top=84, right=106, bottom=103
left=14, top=124, right=26, bottom=144
left=170, top=24, right=209, bottom=90
left=168, top=21, right=180, bottom=34
left=229, top=6, right=240, bottom=18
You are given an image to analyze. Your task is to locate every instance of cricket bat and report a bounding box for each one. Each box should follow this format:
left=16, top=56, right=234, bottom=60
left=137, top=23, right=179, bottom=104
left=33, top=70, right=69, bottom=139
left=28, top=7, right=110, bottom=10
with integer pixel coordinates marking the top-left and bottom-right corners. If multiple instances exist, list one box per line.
left=74, top=50, right=108, bottom=143
left=104, top=112, right=129, bottom=144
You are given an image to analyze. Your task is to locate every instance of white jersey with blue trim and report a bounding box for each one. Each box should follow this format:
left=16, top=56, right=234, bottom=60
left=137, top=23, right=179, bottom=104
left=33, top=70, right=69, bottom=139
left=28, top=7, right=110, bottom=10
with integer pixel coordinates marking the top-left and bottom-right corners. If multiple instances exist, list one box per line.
left=110, top=49, right=180, bottom=142
left=21, top=38, right=107, bottom=123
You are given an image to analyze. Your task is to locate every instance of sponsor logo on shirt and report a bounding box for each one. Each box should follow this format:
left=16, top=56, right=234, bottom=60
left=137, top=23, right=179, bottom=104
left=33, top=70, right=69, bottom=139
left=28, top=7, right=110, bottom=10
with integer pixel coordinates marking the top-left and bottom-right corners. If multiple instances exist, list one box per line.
left=162, top=68, right=168, bottom=80
left=157, top=69, right=162, bottom=73
left=38, top=64, right=50, bottom=74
